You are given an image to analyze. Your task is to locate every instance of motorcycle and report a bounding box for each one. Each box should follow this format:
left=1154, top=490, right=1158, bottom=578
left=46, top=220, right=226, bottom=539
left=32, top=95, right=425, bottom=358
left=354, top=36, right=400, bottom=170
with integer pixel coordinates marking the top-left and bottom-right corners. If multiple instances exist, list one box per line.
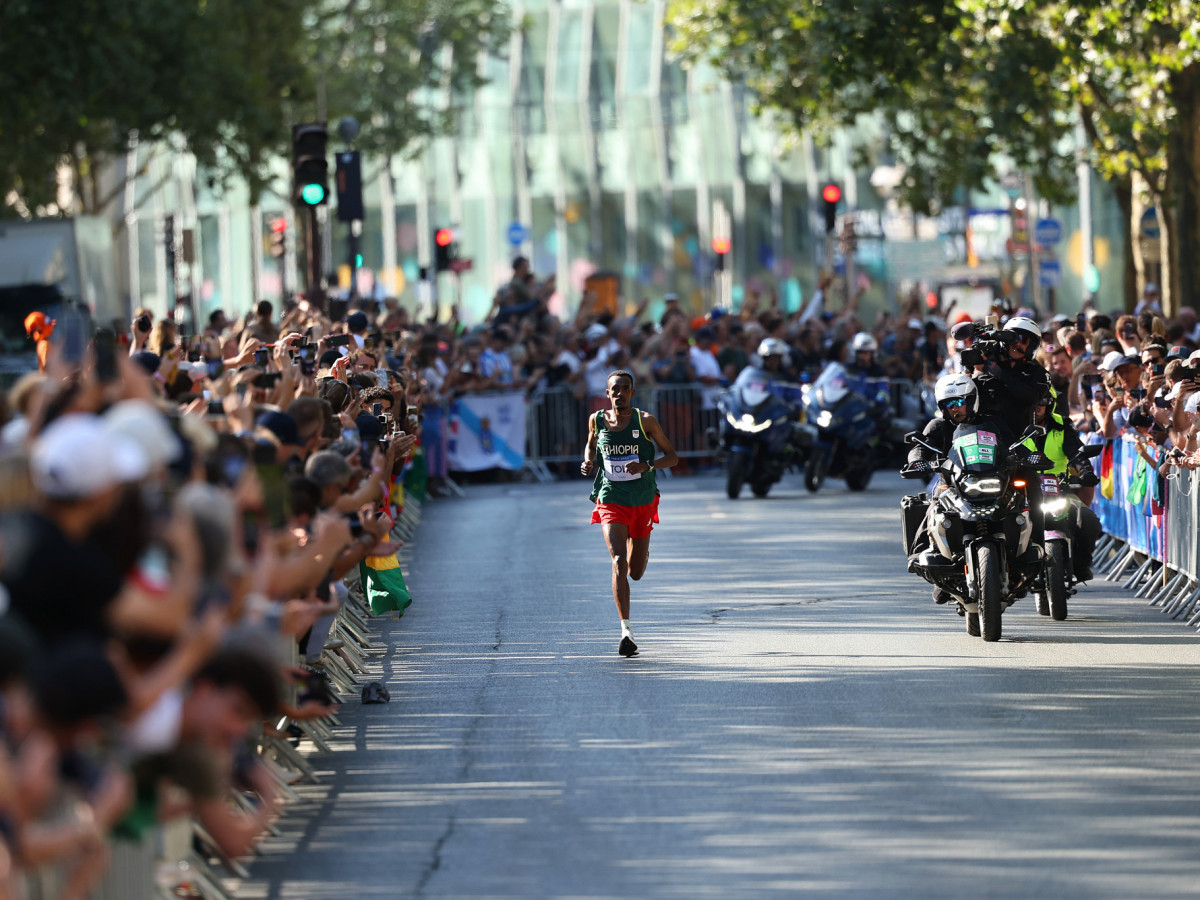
left=712, top=372, right=805, bottom=499
left=901, top=419, right=1051, bottom=641
left=1033, top=445, right=1105, bottom=620
left=798, top=363, right=883, bottom=492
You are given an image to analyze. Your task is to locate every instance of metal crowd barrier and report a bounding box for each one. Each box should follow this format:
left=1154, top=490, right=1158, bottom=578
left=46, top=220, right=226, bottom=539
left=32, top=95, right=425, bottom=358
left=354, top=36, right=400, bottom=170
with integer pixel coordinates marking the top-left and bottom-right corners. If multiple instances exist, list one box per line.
left=1091, top=439, right=1200, bottom=628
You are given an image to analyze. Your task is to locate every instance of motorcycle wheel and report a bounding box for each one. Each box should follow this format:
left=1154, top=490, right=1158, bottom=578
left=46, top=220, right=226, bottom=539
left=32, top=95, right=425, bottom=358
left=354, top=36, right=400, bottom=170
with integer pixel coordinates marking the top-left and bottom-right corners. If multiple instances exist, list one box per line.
left=1047, top=541, right=1069, bottom=621
left=804, top=450, right=827, bottom=493
left=845, top=463, right=873, bottom=492
left=750, top=478, right=772, bottom=498
left=966, top=611, right=981, bottom=637
left=1035, top=589, right=1050, bottom=617
left=726, top=453, right=750, bottom=500
left=975, top=543, right=1003, bottom=642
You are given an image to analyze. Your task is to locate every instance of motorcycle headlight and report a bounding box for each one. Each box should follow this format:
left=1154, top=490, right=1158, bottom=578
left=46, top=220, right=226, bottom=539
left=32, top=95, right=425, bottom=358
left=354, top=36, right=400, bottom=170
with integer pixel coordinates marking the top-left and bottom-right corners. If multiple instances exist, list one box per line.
left=1042, top=497, right=1069, bottom=516
left=726, top=411, right=771, bottom=433
left=816, top=410, right=834, bottom=428
left=961, top=475, right=1003, bottom=496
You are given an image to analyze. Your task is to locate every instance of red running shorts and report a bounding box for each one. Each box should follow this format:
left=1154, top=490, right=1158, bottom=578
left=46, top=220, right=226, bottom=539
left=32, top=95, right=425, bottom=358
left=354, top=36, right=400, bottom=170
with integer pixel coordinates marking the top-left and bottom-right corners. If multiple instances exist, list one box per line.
left=590, top=494, right=660, bottom=539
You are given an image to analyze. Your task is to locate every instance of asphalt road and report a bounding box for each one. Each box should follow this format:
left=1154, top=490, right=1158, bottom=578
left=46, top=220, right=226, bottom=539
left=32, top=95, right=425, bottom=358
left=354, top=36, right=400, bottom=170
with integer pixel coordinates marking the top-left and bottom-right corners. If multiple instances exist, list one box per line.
left=244, top=470, right=1200, bottom=899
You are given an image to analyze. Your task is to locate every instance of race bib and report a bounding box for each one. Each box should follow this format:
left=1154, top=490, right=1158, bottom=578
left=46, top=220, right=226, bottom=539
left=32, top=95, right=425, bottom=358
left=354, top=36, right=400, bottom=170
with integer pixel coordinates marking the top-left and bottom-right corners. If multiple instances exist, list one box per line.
left=1041, top=475, right=1060, bottom=494
left=603, top=453, right=641, bottom=481
left=955, top=430, right=997, bottom=466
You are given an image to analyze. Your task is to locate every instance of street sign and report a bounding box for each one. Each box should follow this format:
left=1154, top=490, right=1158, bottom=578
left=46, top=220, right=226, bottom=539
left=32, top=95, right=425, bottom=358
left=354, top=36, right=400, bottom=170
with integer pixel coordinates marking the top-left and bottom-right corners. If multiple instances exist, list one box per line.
left=1001, top=171, right=1023, bottom=198
left=506, top=222, right=529, bottom=246
left=1140, top=208, right=1160, bottom=239
left=1039, top=257, right=1062, bottom=288
left=1034, top=217, right=1062, bottom=245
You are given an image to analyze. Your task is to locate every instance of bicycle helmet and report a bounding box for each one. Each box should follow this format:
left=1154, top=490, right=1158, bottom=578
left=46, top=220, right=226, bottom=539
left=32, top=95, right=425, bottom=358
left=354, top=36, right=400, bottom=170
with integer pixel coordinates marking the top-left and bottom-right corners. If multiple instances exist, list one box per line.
left=758, top=337, right=789, bottom=358
left=1003, top=316, right=1041, bottom=357
left=850, top=332, right=878, bottom=354
left=933, top=372, right=979, bottom=418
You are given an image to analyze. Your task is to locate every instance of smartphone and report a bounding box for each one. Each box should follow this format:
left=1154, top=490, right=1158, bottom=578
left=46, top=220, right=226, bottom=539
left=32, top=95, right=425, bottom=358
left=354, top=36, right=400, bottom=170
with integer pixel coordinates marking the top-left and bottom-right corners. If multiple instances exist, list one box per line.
left=187, top=347, right=202, bottom=363
left=206, top=358, right=224, bottom=379
left=300, top=360, right=315, bottom=376
left=59, top=308, right=88, bottom=365
left=1077, top=313, right=1087, bottom=332
left=1153, top=363, right=1166, bottom=376
left=1130, top=388, right=1147, bottom=400
left=346, top=513, right=364, bottom=539
left=327, top=334, right=352, bottom=348
left=135, top=314, right=152, bottom=335
left=372, top=403, right=383, bottom=417
left=94, top=328, right=118, bottom=382
left=301, top=342, right=318, bottom=358
left=256, top=462, right=291, bottom=530
left=207, top=398, right=224, bottom=416
left=1154, top=395, right=1172, bottom=409
left=254, top=348, right=270, bottom=366
left=253, top=371, right=282, bottom=389
left=375, top=368, right=389, bottom=389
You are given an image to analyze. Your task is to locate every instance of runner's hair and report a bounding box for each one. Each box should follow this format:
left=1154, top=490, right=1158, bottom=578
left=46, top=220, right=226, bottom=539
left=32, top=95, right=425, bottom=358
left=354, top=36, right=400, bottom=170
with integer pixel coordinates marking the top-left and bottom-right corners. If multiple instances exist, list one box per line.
left=608, top=369, right=635, bottom=389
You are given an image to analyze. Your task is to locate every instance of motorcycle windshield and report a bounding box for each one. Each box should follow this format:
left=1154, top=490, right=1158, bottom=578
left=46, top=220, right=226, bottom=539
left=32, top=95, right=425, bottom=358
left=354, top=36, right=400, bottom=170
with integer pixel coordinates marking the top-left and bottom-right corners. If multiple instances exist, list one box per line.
left=949, top=422, right=1006, bottom=474
left=737, top=380, right=772, bottom=409
left=812, top=363, right=849, bottom=406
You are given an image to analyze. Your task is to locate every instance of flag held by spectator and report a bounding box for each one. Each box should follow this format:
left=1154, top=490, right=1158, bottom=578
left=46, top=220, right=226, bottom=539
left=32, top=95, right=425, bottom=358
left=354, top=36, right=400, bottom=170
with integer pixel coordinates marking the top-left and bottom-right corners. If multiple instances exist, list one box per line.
left=360, top=553, right=412, bottom=616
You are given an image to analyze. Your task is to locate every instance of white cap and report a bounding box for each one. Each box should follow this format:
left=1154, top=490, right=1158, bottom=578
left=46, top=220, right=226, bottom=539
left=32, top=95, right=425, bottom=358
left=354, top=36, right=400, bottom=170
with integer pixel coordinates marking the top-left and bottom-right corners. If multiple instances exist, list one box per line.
left=584, top=323, right=609, bottom=342
left=1187, top=391, right=1200, bottom=414
left=32, top=413, right=148, bottom=499
left=1099, top=350, right=1140, bottom=372
left=1188, top=350, right=1200, bottom=365
left=176, top=361, right=208, bottom=381
left=907, top=317, right=923, bottom=330
left=105, top=400, right=182, bottom=468
left=1167, top=383, right=1182, bottom=401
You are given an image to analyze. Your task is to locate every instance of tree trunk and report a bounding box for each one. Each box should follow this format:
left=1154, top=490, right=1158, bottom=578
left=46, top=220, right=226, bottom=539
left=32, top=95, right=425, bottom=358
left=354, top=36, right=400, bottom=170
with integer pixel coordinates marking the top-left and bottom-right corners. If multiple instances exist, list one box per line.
left=1170, top=63, right=1200, bottom=317
left=1112, top=178, right=1137, bottom=312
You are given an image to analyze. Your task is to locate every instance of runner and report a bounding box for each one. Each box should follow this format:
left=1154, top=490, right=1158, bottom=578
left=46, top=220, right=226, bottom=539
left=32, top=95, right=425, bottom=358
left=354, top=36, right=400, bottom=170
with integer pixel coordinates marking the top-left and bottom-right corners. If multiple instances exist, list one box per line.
left=581, top=370, right=679, bottom=657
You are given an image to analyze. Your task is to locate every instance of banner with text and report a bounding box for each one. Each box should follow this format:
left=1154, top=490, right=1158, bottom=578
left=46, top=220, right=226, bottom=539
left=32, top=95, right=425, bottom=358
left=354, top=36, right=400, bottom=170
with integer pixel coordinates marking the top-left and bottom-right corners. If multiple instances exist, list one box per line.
left=448, top=392, right=527, bottom=471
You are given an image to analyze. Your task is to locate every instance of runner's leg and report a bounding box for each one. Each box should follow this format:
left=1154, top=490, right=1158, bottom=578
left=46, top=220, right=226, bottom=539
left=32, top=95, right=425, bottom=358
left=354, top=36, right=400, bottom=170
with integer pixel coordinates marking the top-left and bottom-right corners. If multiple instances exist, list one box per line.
left=628, top=536, right=651, bottom=581
left=603, top=522, right=632, bottom=619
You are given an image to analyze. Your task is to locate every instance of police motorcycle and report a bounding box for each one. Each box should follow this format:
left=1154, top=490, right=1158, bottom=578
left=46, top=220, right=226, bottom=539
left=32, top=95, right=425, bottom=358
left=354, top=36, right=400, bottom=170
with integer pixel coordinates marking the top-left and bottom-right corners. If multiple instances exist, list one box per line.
left=1032, top=444, right=1104, bottom=620
left=799, top=334, right=890, bottom=493
left=902, top=396, right=1052, bottom=642
left=712, top=339, right=806, bottom=499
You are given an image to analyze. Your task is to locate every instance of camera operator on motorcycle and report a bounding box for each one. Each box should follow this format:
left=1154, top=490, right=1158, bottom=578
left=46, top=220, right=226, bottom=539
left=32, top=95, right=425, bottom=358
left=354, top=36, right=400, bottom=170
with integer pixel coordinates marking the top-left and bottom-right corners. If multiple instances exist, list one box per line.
left=903, top=373, right=1003, bottom=602
left=1023, top=391, right=1102, bottom=583
left=959, top=316, right=1053, bottom=555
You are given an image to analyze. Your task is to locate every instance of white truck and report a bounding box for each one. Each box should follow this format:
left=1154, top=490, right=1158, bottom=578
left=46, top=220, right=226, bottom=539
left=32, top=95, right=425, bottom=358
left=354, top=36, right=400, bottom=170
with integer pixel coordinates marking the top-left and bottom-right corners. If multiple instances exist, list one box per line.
left=0, top=216, right=124, bottom=377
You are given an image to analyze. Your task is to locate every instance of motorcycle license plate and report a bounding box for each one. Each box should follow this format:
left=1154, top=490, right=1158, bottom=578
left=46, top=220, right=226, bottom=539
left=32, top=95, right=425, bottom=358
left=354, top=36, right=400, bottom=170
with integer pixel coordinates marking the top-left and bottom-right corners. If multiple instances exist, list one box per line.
left=1041, top=476, right=1060, bottom=494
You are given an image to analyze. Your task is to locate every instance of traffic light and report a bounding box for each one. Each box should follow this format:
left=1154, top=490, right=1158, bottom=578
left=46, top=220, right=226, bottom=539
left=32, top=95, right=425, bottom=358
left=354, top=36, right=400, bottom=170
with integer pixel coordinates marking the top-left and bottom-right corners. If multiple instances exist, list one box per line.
left=821, top=183, right=841, bottom=234
left=269, top=217, right=287, bottom=258
left=335, top=150, right=364, bottom=222
left=712, top=236, right=730, bottom=272
left=434, top=228, right=456, bottom=272
left=292, top=123, right=328, bottom=207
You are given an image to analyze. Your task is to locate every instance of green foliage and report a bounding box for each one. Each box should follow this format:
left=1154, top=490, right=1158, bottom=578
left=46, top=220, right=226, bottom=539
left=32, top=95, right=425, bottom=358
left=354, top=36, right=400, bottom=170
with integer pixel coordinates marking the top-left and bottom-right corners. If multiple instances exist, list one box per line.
left=0, top=0, right=509, bottom=215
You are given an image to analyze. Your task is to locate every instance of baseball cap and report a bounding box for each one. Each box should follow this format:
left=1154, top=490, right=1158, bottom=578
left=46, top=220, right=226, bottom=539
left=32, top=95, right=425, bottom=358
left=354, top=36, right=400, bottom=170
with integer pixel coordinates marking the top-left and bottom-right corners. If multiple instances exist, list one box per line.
left=1099, top=351, right=1139, bottom=372
left=32, top=413, right=149, bottom=499
left=105, top=400, right=182, bottom=468
left=1166, top=346, right=1189, bottom=361
left=1187, top=392, right=1200, bottom=414
left=584, top=323, right=609, bottom=342
left=346, top=311, right=369, bottom=333
left=663, top=293, right=679, bottom=304
left=130, top=350, right=161, bottom=376
left=1051, top=313, right=1071, bottom=325
left=695, top=326, right=716, bottom=341
left=257, top=411, right=302, bottom=447
left=907, top=318, right=923, bottom=330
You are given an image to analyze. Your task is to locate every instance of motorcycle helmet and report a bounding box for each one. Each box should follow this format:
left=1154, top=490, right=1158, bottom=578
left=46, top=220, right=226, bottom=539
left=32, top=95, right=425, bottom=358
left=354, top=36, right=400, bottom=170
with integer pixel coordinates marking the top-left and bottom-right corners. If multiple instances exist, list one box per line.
left=758, top=337, right=789, bottom=359
left=850, top=332, right=878, bottom=354
left=933, top=373, right=979, bottom=419
left=1003, top=316, right=1041, bottom=357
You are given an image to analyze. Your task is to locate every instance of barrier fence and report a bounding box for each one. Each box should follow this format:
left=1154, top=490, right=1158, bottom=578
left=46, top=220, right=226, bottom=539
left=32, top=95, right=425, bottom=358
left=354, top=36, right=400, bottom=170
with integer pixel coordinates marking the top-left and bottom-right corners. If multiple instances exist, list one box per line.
left=1092, top=438, right=1200, bottom=626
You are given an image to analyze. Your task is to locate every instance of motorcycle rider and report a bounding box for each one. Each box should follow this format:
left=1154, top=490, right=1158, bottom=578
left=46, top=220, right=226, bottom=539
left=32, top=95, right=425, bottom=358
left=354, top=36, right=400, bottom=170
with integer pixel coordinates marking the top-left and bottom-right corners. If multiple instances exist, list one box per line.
left=903, top=373, right=1000, bottom=602
left=972, top=316, right=1052, bottom=556
left=1023, top=392, right=1102, bottom=583
left=741, top=338, right=804, bottom=406
left=844, top=332, right=893, bottom=414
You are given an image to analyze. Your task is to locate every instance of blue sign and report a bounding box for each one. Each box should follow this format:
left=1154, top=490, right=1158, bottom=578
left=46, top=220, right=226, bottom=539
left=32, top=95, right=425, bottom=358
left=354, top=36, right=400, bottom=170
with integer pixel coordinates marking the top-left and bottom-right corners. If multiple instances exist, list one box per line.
left=1140, top=208, right=1160, bottom=239
left=1039, top=258, right=1062, bottom=288
left=1034, top=217, right=1062, bottom=245
left=506, top=222, right=530, bottom=246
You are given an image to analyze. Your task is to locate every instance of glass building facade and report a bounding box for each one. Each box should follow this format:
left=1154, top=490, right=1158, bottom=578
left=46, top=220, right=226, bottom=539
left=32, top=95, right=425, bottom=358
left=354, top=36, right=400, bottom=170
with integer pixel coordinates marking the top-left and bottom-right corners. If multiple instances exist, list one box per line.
left=100, top=0, right=1129, bottom=325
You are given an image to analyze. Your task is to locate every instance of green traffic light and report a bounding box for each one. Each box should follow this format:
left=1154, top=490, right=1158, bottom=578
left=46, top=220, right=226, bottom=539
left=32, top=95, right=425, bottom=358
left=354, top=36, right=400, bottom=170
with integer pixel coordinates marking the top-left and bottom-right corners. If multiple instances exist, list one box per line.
left=300, top=183, right=325, bottom=205
left=354, top=254, right=363, bottom=267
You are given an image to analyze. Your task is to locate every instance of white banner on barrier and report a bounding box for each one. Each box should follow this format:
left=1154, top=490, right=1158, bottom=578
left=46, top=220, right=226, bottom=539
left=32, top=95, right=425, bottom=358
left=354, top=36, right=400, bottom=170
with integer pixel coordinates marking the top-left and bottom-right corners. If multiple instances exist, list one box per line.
left=448, top=393, right=527, bottom=471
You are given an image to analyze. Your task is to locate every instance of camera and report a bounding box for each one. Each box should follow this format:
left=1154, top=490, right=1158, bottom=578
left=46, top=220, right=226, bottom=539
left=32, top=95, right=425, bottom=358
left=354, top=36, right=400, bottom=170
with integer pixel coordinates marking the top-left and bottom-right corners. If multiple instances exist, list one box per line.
left=346, top=513, right=364, bottom=539
left=1154, top=395, right=1173, bottom=409
left=1177, top=364, right=1199, bottom=382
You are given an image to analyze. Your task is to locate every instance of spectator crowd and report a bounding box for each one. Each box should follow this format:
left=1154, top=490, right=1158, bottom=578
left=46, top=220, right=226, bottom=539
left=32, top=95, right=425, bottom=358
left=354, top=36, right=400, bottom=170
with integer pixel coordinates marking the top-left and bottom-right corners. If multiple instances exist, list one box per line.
left=1, top=252, right=1197, bottom=894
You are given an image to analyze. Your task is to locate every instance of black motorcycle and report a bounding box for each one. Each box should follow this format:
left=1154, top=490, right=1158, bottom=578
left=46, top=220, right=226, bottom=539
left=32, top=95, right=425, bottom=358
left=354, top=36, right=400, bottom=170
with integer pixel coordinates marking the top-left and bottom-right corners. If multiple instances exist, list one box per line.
left=901, top=418, right=1051, bottom=641
left=711, top=371, right=805, bottom=499
left=1033, top=445, right=1104, bottom=620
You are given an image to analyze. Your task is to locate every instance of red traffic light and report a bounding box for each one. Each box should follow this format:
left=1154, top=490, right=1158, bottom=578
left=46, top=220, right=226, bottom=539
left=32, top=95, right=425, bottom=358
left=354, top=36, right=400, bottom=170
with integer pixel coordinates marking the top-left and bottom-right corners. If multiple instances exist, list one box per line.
left=821, top=184, right=842, bottom=204
left=435, top=228, right=455, bottom=247
left=925, top=291, right=939, bottom=309
left=270, top=217, right=287, bottom=234
left=712, top=236, right=731, bottom=255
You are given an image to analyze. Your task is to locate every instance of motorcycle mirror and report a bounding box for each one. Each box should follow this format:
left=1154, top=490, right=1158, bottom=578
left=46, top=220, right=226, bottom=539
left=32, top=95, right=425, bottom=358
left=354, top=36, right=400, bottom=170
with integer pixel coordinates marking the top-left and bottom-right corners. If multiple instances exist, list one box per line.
left=1081, top=444, right=1105, bottom=459
left=903, top=431, right=917, bottom=445
left=1026, top=425, right=1046, bottom=439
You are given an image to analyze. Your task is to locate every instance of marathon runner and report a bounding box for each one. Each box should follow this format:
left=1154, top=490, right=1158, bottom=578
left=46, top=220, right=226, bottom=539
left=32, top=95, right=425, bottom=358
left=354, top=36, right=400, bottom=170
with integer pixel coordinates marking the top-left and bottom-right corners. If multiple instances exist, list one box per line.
left=582, top=370, right=679, bottom=657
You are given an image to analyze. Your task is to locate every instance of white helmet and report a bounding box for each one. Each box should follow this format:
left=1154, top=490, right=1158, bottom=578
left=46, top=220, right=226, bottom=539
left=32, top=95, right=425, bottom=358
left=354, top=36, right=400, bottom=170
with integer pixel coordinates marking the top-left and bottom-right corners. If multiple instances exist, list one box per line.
left=758, top=337, right=789, bottom=358
left=1003, top=316, right=1041, bottom=356
left=934, top=373, right=979, bottom=418
left=850, top=332, right=878, bottom=354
